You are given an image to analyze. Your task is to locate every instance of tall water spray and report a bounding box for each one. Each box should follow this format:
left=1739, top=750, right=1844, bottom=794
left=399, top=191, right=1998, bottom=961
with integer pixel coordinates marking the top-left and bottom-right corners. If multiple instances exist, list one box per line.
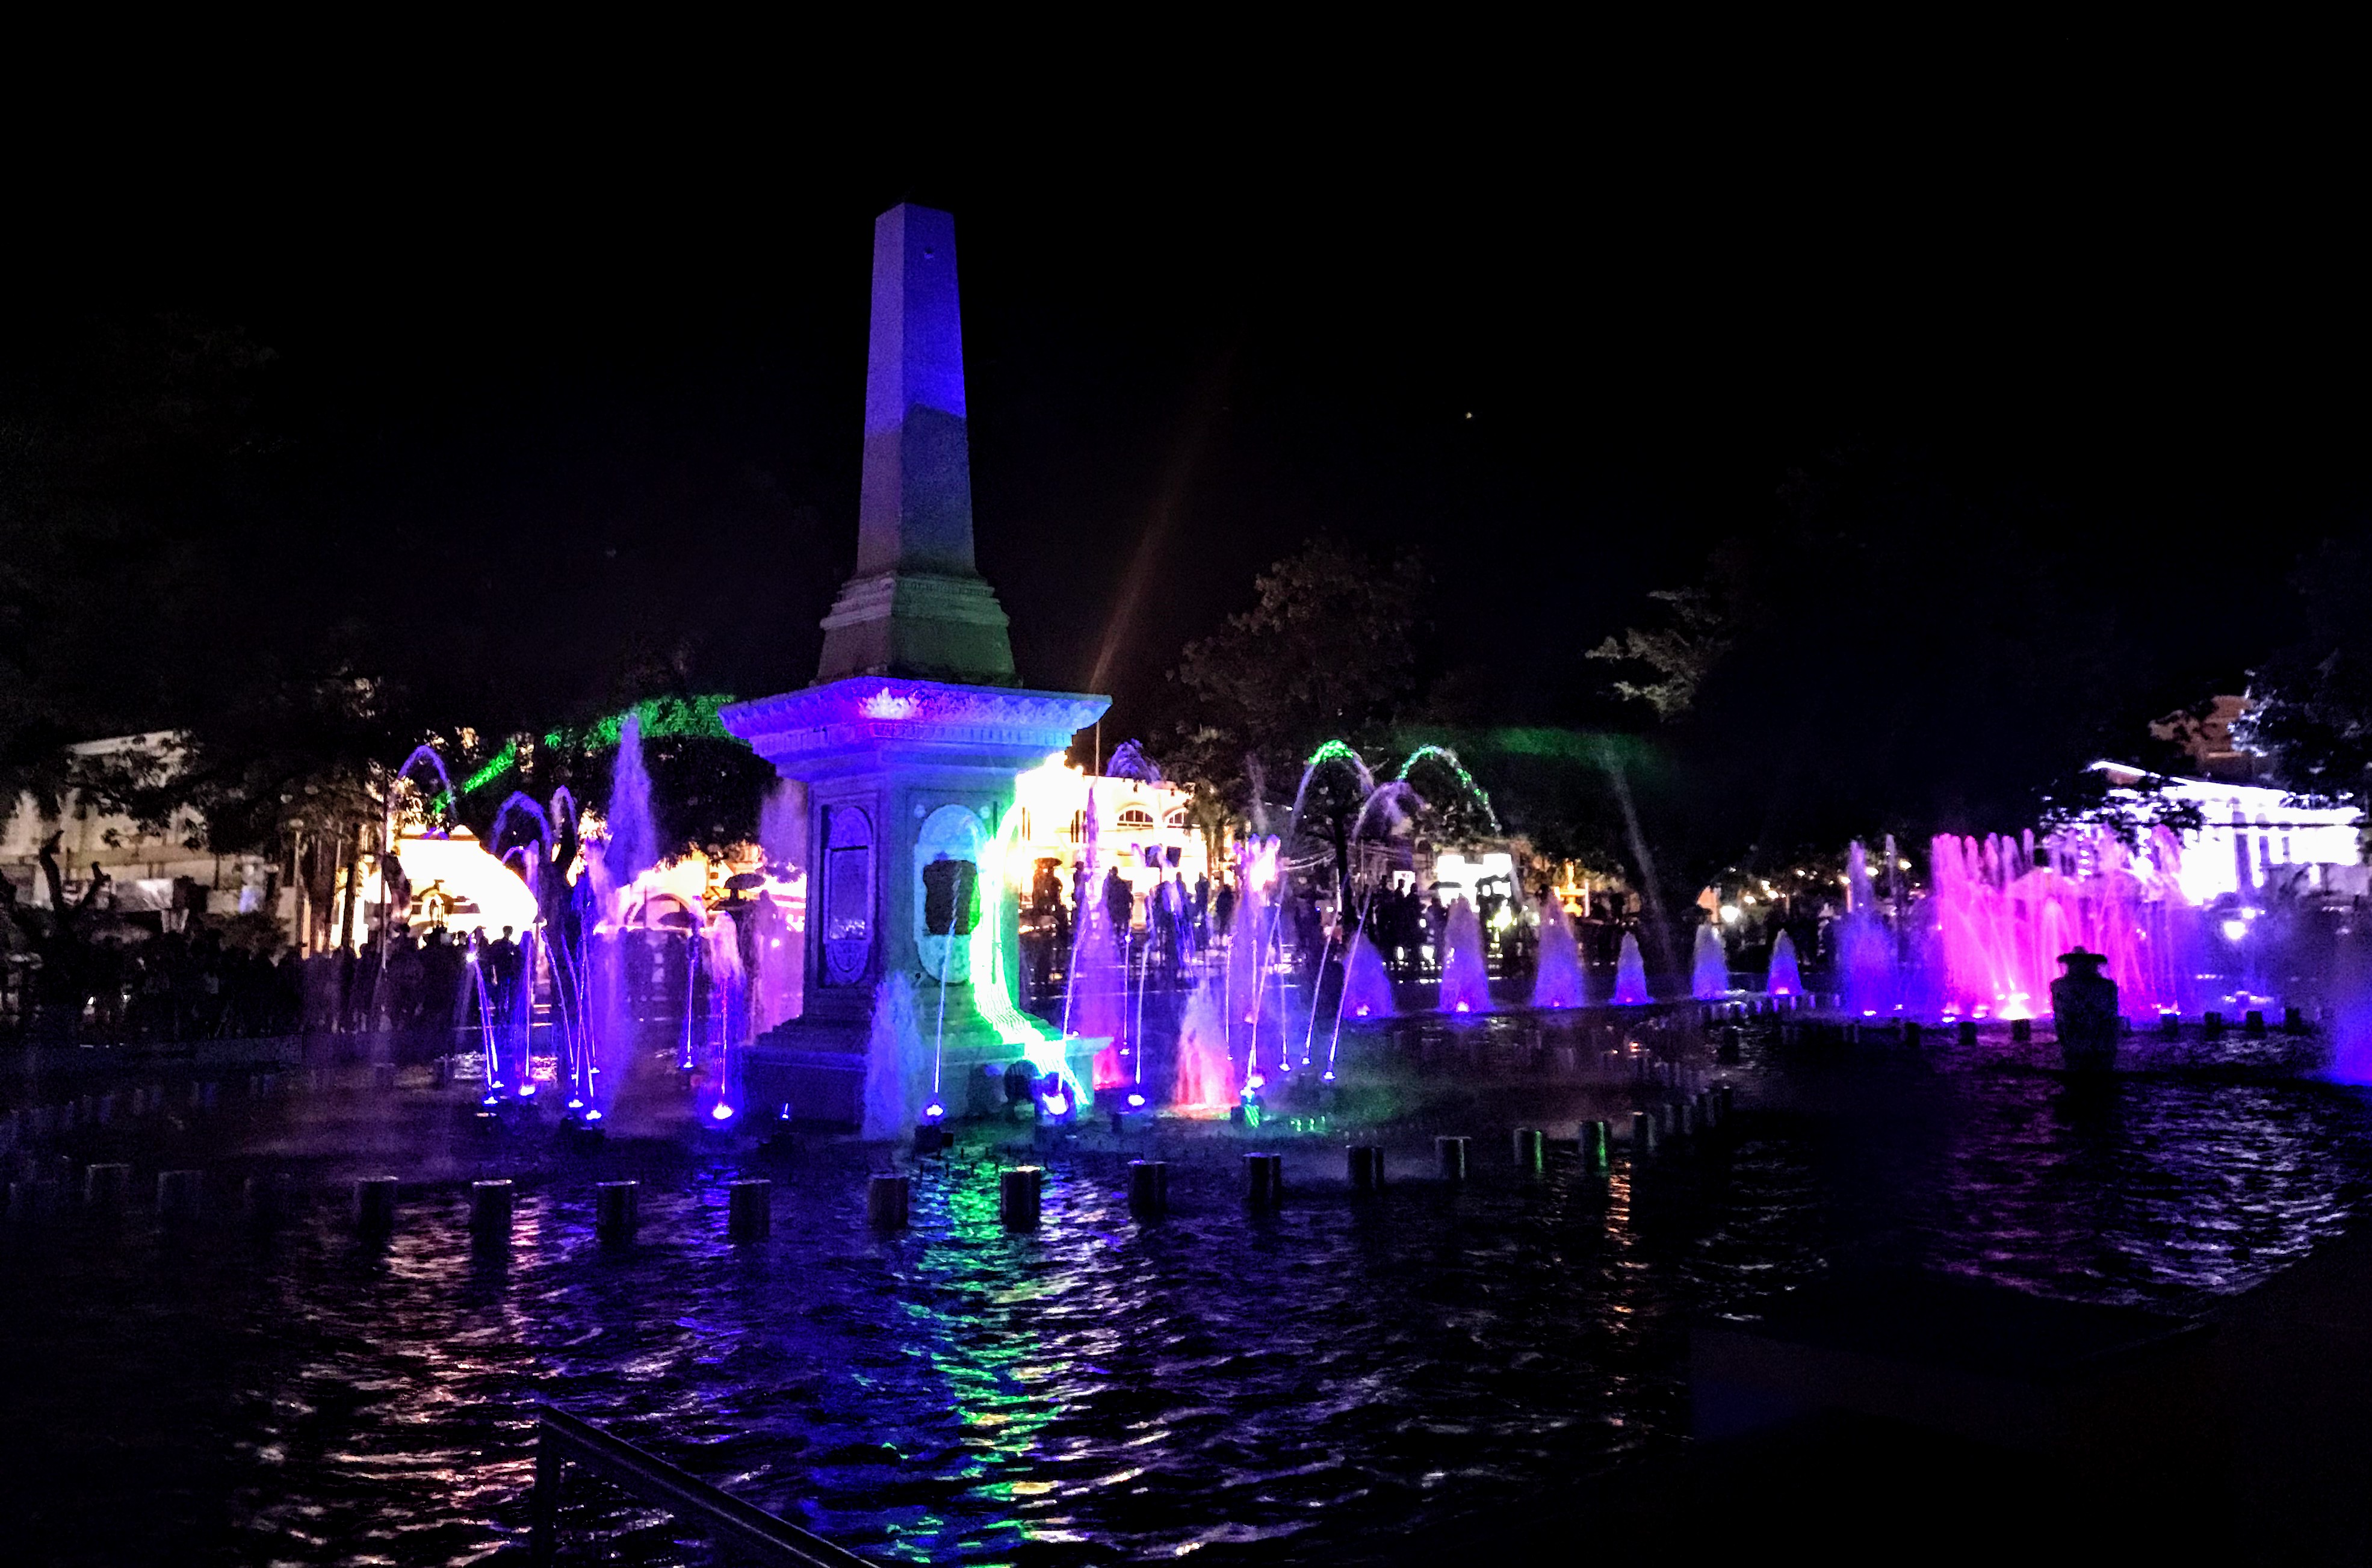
left=1061, top=787, right=1130, bottom=1088
left=1766, top=930, right=1802, bottom=997
left=1929, top=826, right=2200, bottom=1019
left=607, top=713, right=657, bottom=886
left=1437, top=896, right=1491, bottom=1014
left=859, top=971, right=923, bottom=1140
left=1228, top=837, right=1281, bottom=1078
left=1611, top=931, right=1652, bottom=1005
left=1691, top=923, right=1730, bottom=999
left=1532, top=894, right=1585, bottom=1009
left=1171, top=976, right=1237, bottom=1114
left=701, top=911, right=748, bottom=1124
left=1836, top=840, right=1901, bottom=1015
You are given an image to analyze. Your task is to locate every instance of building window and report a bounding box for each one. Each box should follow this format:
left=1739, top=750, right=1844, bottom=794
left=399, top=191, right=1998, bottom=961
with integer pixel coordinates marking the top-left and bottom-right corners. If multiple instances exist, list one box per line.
left=1117, top=807, right=1156, bottom=831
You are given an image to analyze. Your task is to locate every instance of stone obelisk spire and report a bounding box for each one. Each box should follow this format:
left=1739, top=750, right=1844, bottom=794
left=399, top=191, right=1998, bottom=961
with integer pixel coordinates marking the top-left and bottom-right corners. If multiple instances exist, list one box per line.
left=815, top=204, right=1018, bottom=686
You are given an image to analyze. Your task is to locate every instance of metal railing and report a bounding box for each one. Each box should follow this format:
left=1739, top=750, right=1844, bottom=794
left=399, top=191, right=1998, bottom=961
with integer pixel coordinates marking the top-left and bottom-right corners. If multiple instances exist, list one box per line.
left=528, top=1404, right=871, bottom=1567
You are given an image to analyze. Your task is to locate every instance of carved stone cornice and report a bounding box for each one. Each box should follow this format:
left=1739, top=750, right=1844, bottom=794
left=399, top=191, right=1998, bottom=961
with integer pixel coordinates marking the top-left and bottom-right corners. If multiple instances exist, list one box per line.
left=721, top=677, right=1108, bottom=779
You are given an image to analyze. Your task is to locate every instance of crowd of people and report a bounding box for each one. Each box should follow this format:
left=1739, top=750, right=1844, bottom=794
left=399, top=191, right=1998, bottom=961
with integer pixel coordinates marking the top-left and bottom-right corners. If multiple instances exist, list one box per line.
left=0, top=832, right=543, bottom=1042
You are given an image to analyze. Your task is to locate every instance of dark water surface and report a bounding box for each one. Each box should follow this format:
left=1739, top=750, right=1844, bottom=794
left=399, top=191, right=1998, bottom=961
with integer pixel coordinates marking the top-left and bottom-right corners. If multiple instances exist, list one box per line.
left=7, top=1022, right=2372, bottom=1566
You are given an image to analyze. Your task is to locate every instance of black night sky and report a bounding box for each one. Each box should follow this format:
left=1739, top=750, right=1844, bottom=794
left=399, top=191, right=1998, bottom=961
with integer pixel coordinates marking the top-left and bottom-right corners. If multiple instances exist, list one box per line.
left=9, top=87, right=2369, bottom=860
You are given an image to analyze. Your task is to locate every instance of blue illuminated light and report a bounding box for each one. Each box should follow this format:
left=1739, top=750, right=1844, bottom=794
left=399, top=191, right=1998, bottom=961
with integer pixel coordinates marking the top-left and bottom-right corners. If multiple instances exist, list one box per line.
left=1126, top=1092, right=1146, bottom=1108
left=519, top=1083, right=537, bottom=1097
left=711, top=1103, right=735, bottom=1122
left=584, top=1109, right=604, bottom=1122
left=923, top=1101, right=946, bottom=1121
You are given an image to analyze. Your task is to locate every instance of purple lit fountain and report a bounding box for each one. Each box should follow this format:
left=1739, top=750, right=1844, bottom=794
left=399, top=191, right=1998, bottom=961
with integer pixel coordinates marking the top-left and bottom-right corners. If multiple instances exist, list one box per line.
left=1611, top=931, right=1652, bottom=1005
left=1691, top=922, right=1729, bottom=1000
left=1532, top=893, right=1585, bottom=1009
left=1340, top=927, right=1396, bottom=1019
left=1766, top=930, right=1802, bottom=997
left=1437, top=896, right=1491, bottom=1015
left=1835, top=840, right=1901, bottom=1015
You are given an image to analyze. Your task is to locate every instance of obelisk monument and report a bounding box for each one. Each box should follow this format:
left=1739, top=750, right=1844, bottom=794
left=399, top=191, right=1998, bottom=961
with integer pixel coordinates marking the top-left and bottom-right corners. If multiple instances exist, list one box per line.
left=817, top=203, right=1018, bottom=686
left=723, top=204, right=1107, bottom=1130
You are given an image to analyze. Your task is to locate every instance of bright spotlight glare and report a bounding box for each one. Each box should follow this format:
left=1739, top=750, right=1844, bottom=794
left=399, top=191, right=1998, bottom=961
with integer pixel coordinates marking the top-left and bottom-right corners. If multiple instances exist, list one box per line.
left=2221, top=917, right=2249, bottom=943
left=710, top=1103, right=735, bottom=1121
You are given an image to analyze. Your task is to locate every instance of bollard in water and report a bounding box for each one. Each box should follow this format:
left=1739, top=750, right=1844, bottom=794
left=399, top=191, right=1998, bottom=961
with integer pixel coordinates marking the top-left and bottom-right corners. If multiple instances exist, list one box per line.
left=2285, top=1005, right=2307, bottom=1035
left=1632, top=1111, right=1658, bottom=1157
left=867, top=1174, right=911, bottom=1230
left=1000, top=1165, right=1044, bottom=1229
left=727, top=1180, right=772, bottom=1242
left=1243, top=1152, right=1283, bottom=1206
left=84, top=1162, right=131, bottom=1213
left=1580, top=1120, right=1611, bottom=1174
left=1348, top=1144, right=1384, bottom=1192
left=1513, top=1128, right=1546, bottom=1173
left=2203, top=1011, right=2225, bottom=1038
left=1718, top=1026, right=1743, bottom=1064
left=2010, top=1019, right=2033, bottom=1043
left=157, top=1170, right=205, bottom=1225
left=2244, top=1009, right=2267, bottom=1038
left=371, top=1064, right=397, bottom=1093
left=1128, top=1159, right=1169, bottom=1216
left=1695, top=1091, right=1716, bottom=1132
left=1435, top=1136, right=1470, bottom=1182
left=595, top=1181, right=640, bottom=1244
left=1959, top=1020, right=1979, bottom=1046
left=2160, top=1011, right=2181, bottom=1038
left=469, top=1180, right=514, bottom=1244
left=1903, top=1021, right=1922, bottom=1044
left=1673, top=1101, right=1694, bottom=1141
left=355, top=1177, right=399, bottom=1236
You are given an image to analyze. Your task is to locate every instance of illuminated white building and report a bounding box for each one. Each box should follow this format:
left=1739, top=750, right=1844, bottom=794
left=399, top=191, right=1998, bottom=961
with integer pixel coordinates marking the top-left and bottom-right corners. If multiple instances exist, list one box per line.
left=2093, top=763, right=2365, bottom=903
left=1006, top=763, right=1210, bottom=923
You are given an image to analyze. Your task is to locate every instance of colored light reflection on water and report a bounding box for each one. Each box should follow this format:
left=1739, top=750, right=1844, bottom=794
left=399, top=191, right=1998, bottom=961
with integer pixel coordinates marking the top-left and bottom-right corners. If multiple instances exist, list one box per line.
left=8, top=1017, right=2372, bottom=1563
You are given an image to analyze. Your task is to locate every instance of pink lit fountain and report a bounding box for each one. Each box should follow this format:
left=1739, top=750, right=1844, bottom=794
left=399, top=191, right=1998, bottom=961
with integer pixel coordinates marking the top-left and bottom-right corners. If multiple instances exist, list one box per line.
left=1928, top=826, right=2200, bottom=1020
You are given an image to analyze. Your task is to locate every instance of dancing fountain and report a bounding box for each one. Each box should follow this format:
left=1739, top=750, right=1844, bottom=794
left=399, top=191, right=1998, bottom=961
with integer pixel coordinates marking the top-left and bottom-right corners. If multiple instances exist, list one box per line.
left=1691, top=923, right=1730, bottom=1000
left=1766, top=930, right=1802, bottom=998
left=1532, top=893, right=1585, bottom=1009
left=1612, top=932, right=1653, bottom=1005
left=1437, top=897, right=1491, bottom=1015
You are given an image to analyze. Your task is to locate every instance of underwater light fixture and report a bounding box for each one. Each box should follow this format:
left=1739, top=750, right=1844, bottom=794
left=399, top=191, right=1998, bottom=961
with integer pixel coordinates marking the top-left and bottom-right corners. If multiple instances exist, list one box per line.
left=584, top=1109, right=603, bottom=1121
left=711, top=1103, right=735, bottom=1121
left=1126, top=1092, right=1146, bottom=1108
left=2221, top=917, right=2250, bottom=943
left=924, top=1101, right=946, bottom=1121
left=519, top=1083, right=537, bottom=1097
left=1322, top=1071, right=1336, bottom=1082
